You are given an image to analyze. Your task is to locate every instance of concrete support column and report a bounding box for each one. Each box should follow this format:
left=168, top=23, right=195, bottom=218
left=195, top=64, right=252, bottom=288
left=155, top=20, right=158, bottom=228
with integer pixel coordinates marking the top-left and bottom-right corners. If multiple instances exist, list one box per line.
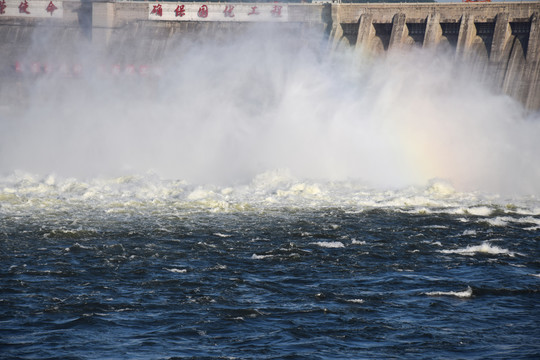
left=423, top=12, right=442, bottom=48
left=525, top=12, right=540, bottom=110
left=355, top=13, right=374, bottom=52
left=490, top=13, right=510, bottom=63
left=92, top=2, right=116, bottom=47
left=329, top=4, right=344, bottom=52
left=456, top=14, right=476, bottom=59
left=490, top=13, right=511, bottom=89
left=389, top=13, right=406, bottom=50
left=526, top=12, right=539, bottom=62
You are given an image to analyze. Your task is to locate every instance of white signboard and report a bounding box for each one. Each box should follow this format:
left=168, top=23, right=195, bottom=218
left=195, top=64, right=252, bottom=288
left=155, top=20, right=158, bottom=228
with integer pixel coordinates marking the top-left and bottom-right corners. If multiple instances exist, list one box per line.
left=148, top=3, right=288, bottom=22
left=0, top=0, right=63, bottom=18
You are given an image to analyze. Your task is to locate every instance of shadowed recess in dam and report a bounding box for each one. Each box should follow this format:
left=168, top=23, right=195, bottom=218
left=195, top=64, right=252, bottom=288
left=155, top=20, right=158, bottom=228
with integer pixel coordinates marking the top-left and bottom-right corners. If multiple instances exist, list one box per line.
left=1, top=26, right=539, bottom=196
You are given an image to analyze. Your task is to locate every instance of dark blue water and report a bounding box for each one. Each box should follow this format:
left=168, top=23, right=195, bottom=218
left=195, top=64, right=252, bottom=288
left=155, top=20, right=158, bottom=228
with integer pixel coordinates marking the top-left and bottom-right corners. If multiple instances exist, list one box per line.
left=2, top=190, right=539, bottom=359
left=1, top=23, right=539, bottom=359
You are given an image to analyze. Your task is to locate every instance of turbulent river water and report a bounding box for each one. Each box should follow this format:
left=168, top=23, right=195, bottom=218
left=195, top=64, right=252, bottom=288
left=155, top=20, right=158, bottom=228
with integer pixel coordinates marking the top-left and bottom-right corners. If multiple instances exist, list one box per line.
left=1, top=173, right=539, bottom=359
left=1, top=28, right=539, bottom=359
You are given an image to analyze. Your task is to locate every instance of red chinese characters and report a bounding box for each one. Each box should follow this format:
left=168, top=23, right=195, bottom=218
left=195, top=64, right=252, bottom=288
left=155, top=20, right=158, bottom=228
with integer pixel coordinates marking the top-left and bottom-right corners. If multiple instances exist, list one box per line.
left=19, top=0, right=30, bottom=14
left=46, top=1, right=57, bottom=16
left=151, top=4, right=162, bottom=17
left=175, top=4, right=185, bottom=17
left=15, top=61, right=23, bottom=73
left=271, top=5, right=282, bottom=18
left=0, top=0, right=7, bottom=15
left=247, top=6, right=259, bottom=16
left=197, top=5, right=208, bottom=18
left=223, top=5, right=234, bottom=18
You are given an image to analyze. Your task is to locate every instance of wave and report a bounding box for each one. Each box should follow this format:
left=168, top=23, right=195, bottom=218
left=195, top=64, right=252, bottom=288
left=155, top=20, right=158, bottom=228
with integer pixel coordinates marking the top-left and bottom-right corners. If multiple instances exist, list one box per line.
left=165, top=268, right=188, bottom=274
left=425, top=286, right=539, bottom=298
left=440, top=241, right=517, bottom=257
left=425, top=286, right=473, bottom=298
left=311, top=241, right=345, bottom=248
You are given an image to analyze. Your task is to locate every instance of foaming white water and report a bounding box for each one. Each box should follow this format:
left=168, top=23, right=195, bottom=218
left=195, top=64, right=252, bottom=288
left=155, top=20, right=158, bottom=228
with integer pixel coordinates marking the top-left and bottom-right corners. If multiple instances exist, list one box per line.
left=312, top=241, right=345, bottom=248
left=165, top=268, right=188, bottom=274
left=426, top=286, right=473, bottom=298
left=1, top=171, right=538, bottom=215
left=251, top=254, right=273, bottom=260
left=440, top=241, right=517, bottom=257
left=1, top=28, right=539, bottom=196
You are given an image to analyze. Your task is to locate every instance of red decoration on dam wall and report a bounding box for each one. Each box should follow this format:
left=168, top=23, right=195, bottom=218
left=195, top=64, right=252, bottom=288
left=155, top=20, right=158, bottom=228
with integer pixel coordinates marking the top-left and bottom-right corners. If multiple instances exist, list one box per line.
left=145, top=3, right=287, bottom=21
left=223, top=5, right=234, bottom=18
left=197, top=4, right=208, bottom=18
left=18, top=0, right=29, bottom=14
left=271, top=5, right=282, bottom=18
left=0, top=0, right=60, bottom=16
left=175, top=5, right=185, bottom=18
left=151, top=3, right=162, bottom=17
left=12, top=62, right=157, bottom=77
left=46, top=0, right=57, bottom=15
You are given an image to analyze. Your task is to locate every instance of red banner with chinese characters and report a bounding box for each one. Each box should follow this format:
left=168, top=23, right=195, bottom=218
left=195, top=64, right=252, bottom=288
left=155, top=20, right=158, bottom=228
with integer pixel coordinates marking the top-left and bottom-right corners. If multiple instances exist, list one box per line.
left=148, top=3, right=288, bottom=22
left=0, top=0, right=62, bottom=17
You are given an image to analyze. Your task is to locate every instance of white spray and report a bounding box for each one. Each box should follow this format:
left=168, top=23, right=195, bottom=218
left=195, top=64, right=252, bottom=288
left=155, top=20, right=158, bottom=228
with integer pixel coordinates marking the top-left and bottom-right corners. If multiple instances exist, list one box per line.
left=0, top=26, right=539, bottom=196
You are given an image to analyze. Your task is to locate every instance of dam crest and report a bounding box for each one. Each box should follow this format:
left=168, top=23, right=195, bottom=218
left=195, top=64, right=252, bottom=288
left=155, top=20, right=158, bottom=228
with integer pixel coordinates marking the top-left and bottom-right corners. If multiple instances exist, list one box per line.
left=1, top=1, right=539, bottom=110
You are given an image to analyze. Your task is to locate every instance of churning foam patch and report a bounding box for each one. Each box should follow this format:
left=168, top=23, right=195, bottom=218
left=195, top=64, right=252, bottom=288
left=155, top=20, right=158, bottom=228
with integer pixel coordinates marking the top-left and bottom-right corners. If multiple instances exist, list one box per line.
left=440, top=241, right=516, bottom=257
left=1, top=171, right=539, bottom=215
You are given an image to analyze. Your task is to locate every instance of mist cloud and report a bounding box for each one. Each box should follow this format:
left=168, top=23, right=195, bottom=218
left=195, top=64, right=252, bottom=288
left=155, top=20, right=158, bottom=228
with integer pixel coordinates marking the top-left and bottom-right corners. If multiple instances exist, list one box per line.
left=1, top=25, right=539, bottom=196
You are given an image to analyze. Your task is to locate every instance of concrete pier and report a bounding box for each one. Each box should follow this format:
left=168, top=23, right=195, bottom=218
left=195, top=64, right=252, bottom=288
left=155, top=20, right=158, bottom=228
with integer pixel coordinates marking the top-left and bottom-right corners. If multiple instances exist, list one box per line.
left=1, top=1, right=539, bottom=109
left=328, top=2, right=540, bottom=109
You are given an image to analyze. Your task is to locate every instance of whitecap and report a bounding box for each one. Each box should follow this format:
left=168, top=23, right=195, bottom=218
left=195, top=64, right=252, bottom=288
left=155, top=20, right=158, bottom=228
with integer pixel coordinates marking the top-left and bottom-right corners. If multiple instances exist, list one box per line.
left=512, top=216, right=540, bottom=226
left=440, top=241, right=515, bottom=257
left=251, top=254, right=273, bottom=259
left=312, top=241, right=345, bottom=248
left=426, top=179, right=456, bottom=196
left=426, top=286, right=473, bottom=298
left=64, top=243, right=94, bottom=252
left=486, top=217, right=510, bottom=227
left=213, top=233, right=232, bottom=238
left=466, top=206, right=494, bottom=216
left=187, top=188, right=215, bottom=201
left=165, top=268, right=187, bottom=273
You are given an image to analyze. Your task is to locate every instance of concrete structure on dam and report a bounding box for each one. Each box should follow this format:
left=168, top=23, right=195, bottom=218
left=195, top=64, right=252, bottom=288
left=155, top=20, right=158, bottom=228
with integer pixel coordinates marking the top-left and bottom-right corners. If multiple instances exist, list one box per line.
left=0, top=1, right=539, bottom=110
left=328, top=2, right=540, bottom=110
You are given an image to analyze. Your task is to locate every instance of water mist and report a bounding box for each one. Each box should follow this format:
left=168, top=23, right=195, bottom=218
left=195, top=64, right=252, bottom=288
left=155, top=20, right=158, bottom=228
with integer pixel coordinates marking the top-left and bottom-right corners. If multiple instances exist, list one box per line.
left=0, top=25, right=539, bottom=196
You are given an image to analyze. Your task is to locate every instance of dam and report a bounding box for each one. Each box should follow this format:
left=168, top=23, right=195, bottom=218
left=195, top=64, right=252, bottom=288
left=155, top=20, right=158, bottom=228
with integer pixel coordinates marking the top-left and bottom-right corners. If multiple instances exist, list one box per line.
left=0, top=1, right=539, bottom=110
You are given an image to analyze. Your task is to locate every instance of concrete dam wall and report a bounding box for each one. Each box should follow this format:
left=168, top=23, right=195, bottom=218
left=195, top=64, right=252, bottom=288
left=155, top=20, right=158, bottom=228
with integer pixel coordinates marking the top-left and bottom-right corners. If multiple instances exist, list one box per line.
left=0, top=1, right=539, bottom=110
left=329, top=3, right=540, bottom=110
